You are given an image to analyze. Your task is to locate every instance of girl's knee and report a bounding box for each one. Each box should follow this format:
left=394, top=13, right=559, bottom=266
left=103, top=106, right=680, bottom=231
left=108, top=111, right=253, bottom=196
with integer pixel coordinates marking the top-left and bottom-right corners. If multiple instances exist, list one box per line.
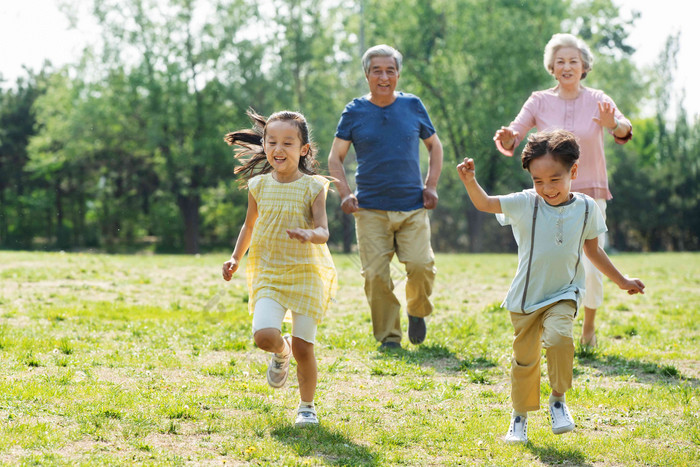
left=291, top=337, right=315, bottom=361
left=254, top=328, right=281, bottom=350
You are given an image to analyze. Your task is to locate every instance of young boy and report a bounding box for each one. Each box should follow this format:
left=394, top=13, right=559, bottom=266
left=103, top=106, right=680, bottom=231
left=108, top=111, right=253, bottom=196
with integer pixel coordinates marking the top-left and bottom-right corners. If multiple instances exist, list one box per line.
left=457, top=129, right=645, bottom=443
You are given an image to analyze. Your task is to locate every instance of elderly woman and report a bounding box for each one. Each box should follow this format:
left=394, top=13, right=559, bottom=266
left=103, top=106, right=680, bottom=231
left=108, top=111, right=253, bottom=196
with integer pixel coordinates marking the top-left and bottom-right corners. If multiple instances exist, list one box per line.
left=494, top=33, right=632, bottom=347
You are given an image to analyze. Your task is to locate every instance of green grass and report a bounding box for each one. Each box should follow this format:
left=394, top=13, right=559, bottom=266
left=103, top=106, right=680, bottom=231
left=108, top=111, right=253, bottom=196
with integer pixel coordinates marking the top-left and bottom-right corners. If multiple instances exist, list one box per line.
left=0, top=250, right=698, bottom=465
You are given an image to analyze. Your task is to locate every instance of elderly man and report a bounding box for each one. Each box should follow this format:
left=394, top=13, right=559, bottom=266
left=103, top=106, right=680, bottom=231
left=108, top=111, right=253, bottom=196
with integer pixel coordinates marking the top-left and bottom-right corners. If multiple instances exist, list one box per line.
left=328, top=44, right=443, bottom=350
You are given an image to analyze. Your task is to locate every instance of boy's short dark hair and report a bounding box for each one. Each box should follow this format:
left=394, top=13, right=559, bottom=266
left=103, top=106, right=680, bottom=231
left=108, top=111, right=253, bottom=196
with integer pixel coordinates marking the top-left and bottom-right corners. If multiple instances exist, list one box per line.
left=521, top=129, right=580, bottom=171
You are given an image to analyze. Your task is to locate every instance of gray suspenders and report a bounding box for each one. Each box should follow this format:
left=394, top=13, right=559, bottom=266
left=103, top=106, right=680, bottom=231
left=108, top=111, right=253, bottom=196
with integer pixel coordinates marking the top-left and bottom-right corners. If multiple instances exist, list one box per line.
left=520, top=195, right=590, bottom=314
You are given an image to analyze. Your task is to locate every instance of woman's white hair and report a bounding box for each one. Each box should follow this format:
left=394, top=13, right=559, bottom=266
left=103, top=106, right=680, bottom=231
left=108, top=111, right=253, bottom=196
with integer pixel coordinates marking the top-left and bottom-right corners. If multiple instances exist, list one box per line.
left=362, top=44, right=403, bottom=75
left=543, top=33, right=594, bottom=80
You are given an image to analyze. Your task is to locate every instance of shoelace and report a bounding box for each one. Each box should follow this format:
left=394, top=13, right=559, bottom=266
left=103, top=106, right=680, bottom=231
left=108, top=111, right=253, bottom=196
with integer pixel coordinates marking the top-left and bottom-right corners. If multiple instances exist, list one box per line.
left=273, top=359, right=285, bottom=369
left=271, top=352, right=289, bottom=371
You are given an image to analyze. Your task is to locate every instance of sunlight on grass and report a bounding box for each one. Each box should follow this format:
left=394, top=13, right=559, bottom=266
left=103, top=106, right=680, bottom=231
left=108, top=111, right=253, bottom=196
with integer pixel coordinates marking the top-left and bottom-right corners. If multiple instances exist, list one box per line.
left=0, top=251, right=697, bottom=464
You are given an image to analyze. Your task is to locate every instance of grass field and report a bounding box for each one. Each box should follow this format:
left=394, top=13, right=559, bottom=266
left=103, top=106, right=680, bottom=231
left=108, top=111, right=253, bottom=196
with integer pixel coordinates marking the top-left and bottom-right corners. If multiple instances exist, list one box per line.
left=0, top=250, right=698, bottom=465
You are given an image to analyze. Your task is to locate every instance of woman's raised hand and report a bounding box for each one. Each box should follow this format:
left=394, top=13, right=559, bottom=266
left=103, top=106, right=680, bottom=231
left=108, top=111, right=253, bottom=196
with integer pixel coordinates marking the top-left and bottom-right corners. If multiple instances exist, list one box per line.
left=593, top=101, right=617, bottom=129
left=493, top=126, right=519, bottom=150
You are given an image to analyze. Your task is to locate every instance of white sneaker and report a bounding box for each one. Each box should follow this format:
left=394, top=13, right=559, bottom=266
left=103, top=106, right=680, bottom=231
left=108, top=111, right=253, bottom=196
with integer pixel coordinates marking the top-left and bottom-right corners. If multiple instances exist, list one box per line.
left=295, top=406, right=318, bottom=427
left=504, top=415, right=528, bottom=443
left=266, top=335, right=291, bottom=389
left=549, top=400, right=575, bottom=434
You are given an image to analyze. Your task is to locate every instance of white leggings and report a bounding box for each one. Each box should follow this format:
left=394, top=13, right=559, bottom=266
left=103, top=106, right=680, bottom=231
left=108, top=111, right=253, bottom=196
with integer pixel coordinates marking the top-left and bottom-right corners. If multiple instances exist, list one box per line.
left=252, top=297, right=317, bottom=344
left=581, top=199, right=607, bottom=309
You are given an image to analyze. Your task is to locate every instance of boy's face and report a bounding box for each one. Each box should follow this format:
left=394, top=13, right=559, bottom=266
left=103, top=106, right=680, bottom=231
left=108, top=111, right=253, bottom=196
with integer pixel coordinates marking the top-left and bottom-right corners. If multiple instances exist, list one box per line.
left=529, top=153, right=578, bottom=206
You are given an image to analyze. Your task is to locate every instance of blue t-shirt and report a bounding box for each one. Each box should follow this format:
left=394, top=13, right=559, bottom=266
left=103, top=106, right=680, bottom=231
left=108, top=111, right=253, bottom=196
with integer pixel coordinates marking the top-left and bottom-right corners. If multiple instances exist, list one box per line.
left=335, top=92, right=436, bottom=211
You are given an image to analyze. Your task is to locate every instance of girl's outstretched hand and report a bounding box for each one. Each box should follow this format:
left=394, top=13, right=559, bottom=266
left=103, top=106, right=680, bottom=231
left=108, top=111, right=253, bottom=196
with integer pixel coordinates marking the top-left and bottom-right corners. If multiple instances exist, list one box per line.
left=222, top=259, right=238, bottom=281
left=287, top=228, right=313, bottom=243
left=620, top=277, right=645, bottom=295
left=456, top=158, right=476, bottom=184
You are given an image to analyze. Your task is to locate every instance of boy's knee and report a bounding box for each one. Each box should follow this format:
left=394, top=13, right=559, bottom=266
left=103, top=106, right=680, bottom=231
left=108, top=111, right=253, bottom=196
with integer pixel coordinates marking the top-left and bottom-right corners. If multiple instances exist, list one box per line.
left=404, top=260, right=436, bottom=278
left=543, top=332, right=574, bottom=352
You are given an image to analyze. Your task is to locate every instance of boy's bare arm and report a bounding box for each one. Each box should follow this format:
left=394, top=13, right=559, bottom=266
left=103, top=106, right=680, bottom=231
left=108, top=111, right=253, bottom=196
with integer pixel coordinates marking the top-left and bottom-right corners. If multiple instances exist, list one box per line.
left=456, top=158, right=502, bottom=214
left=583, top=237, right=645, bottom=294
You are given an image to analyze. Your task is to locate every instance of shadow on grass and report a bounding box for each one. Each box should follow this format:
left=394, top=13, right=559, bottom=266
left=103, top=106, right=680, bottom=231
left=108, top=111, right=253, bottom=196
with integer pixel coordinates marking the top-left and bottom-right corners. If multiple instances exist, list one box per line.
left=575, top=346, right=700, bottom=387
left=271, top=423, right=379, bottom=466
left=373, top=343, right=498, bottom=375
left=526, top=443, right=592, bottom=467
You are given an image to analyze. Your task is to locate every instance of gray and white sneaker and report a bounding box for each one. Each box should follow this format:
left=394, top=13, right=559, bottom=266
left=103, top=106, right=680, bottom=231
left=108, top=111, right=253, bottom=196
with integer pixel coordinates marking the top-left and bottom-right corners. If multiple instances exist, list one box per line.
left=295, top=406, right=318, bottom=427
left=504, top=414, right=528, bottom=443
left=549, top=400, right=575, bottom=434
left=266, top=335, right=291, bottom=389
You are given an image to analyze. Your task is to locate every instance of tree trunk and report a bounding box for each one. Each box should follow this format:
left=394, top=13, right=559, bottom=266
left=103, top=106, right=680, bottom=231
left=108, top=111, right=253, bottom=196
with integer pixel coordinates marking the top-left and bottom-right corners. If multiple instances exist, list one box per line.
left=466, top=206, right=484, bottom=253
left=0, top=190, right=6, bottom=246
left=342, top=209, right=354, bottom=253
left=178, top=193, right=200, bottom=254
left=55, top=182, right=70, bottom=249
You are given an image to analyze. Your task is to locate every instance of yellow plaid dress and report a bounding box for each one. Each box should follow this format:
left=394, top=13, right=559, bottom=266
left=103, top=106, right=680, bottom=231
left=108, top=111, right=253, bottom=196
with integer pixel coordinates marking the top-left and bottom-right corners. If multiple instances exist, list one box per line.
left=247, top=173, right=337, bottom=322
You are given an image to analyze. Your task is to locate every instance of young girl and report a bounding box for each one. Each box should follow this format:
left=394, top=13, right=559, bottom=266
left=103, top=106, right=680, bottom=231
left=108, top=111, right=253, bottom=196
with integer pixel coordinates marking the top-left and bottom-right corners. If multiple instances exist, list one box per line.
left=457, top=129, right=644, bottom=443
left=222, top=109, right=337, bottom=427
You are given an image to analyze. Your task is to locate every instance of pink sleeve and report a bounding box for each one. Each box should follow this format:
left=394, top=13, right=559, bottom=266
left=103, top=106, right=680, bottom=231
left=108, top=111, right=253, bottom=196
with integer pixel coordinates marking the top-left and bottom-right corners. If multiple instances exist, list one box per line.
left=495, top=94, right=538, bottom=157
left=602, top=93, right=633, bottom=144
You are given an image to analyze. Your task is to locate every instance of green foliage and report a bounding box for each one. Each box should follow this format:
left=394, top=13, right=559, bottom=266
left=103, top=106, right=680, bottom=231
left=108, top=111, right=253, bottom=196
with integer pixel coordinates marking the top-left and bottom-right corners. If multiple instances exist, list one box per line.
left=0, top=0, right=697, bottom=252
left=606, top=34, right=700, bottom=251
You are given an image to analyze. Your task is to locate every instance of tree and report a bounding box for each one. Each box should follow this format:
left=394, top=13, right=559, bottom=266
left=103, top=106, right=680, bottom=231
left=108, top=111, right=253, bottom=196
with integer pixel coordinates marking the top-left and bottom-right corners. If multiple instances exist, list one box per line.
left=0, top=71, right=47, bottom=248
left=83, top=0, right=263, bottom=253
left=607, top=33, right=700, bottom=251
left=357, top=0, right=567, bottom=251
left=264, top=0, right=355, bottom=251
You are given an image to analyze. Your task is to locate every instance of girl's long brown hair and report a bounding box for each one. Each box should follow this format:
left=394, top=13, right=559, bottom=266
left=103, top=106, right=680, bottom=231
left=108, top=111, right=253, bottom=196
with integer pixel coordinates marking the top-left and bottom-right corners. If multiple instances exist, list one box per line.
left=224, top=109, right=319, bottom=187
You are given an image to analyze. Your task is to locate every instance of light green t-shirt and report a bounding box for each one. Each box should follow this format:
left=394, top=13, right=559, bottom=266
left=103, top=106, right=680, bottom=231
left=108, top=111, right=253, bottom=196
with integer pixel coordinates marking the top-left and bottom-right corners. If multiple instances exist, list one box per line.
left=496, top=190, right=606, bottom=314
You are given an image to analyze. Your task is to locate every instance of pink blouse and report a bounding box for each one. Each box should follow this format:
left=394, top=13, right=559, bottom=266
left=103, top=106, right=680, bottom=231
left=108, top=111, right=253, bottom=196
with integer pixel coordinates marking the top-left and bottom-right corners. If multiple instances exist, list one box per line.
left=496, top=87, right=632, bottom=200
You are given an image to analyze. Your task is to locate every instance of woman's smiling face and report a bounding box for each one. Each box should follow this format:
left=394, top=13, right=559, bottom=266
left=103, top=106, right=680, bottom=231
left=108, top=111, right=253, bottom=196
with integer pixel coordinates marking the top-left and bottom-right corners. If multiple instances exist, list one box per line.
left=552, top=46, right=584, bottom=86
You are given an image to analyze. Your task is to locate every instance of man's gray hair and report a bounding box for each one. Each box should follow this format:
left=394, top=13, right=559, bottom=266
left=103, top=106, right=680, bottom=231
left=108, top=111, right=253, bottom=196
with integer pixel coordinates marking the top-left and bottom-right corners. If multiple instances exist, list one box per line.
left=543, top=33, right=594, bottom=80
left=362, top=44, right=403, bottom=75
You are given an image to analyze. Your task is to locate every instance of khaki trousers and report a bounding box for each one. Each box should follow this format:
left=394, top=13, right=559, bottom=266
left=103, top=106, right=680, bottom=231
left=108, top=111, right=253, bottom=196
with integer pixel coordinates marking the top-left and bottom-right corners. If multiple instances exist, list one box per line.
left=354, top=208, right=436, bottom=344
left=510, top=300, right=576, bottom=412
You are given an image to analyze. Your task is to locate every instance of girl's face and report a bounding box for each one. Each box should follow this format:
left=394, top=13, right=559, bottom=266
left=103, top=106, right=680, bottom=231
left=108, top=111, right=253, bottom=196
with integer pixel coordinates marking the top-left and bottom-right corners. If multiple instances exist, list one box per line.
left=263, top=120, right=309, bottom=182
left=552, top=46, right=584, bottom=86
left=529, top=153, right=578, bottom=206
